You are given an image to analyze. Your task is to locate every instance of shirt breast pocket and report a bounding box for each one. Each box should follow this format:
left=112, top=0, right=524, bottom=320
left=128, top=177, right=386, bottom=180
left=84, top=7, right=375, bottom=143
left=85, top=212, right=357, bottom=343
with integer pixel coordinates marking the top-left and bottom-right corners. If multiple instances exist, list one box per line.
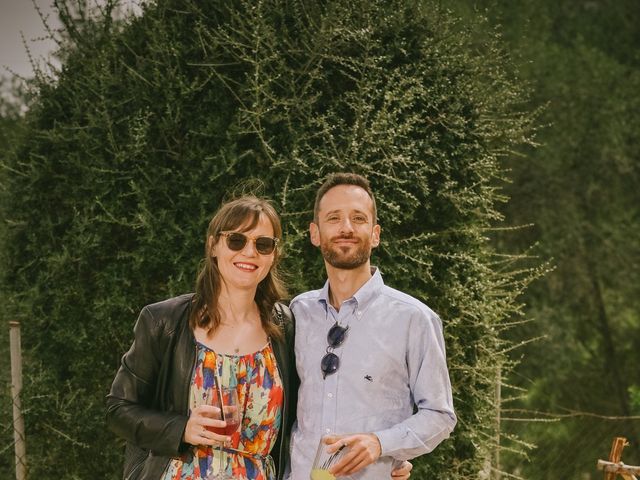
left=354, top=344, right=408, bottom=390
left=348, top=358, right=409, bottom=411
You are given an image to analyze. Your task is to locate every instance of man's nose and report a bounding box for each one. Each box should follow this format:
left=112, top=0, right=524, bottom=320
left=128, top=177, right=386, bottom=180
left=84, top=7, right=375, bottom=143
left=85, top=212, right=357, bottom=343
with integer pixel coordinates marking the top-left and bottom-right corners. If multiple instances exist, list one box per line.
left=339, top=218, right=354, bottom=234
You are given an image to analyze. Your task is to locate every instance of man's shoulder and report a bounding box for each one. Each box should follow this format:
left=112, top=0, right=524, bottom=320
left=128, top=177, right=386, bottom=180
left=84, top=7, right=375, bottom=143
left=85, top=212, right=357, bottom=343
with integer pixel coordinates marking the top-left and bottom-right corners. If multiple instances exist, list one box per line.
left=379, top=284, right=440, bottom=321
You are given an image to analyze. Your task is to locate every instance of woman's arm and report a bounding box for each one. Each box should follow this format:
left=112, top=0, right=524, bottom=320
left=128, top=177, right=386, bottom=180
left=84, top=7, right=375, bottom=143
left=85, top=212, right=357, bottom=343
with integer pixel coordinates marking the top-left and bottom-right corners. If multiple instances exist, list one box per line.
left=106, top=306, right=189, bottom=457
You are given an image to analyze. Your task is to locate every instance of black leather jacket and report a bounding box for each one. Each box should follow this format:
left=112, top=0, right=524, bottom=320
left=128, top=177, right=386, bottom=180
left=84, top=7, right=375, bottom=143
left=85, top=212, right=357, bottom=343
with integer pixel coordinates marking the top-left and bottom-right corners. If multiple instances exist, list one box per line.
left=106, top=294, right=298, bottom=480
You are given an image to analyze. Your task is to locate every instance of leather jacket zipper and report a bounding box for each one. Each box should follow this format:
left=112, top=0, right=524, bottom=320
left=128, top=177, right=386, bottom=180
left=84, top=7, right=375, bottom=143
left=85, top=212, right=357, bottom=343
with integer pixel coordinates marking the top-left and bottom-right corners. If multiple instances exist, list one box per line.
left=125, top=455, right=147, bottom=480
left=158, top=342, right=198, bottom=477
left=184, top=343, right=198, bottom=415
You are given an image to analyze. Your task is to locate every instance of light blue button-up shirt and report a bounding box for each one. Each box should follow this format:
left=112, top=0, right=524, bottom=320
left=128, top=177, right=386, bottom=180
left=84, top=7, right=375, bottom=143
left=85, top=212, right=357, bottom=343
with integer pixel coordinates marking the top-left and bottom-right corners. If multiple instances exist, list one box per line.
left=287, top=268, right=456, bottom=479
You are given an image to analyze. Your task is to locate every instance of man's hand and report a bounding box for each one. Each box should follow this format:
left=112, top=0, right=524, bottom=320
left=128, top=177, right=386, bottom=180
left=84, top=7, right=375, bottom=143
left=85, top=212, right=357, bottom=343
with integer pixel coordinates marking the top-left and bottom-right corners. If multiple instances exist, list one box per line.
left=391, top=460, right=413, bottom=479
left=325, top=433, right=382, bottom=477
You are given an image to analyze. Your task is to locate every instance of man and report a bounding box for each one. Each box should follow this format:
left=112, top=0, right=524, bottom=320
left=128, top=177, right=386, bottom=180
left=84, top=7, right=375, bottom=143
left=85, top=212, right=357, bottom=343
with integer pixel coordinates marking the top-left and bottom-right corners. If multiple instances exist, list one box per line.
left=287, top=173, right=456, bottom=479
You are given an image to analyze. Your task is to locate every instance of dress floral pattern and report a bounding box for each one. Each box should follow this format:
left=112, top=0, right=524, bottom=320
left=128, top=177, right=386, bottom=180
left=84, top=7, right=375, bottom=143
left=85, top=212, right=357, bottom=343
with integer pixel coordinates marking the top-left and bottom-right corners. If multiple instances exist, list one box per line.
left=161, top=341, right=284, bottom=480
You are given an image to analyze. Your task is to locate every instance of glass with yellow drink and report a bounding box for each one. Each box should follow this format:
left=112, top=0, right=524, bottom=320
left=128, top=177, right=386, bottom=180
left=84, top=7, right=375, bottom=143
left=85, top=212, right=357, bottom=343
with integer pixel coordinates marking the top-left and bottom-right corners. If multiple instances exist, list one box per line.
left=309, top=436, right=348, bottom=480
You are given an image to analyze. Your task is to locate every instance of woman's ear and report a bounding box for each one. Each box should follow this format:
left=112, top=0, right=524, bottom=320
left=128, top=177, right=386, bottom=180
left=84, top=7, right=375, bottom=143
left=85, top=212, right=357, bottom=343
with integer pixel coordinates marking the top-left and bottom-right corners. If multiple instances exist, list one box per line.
left=207, top=235, right=217, bottom=257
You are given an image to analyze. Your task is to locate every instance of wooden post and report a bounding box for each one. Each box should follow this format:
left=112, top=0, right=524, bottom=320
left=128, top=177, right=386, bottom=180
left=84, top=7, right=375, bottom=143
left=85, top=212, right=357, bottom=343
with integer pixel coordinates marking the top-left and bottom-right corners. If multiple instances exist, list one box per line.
left=597, top=437, right=638, bottom=480
left=607, top=438, right=629, bottom=480
left=9, top=321, right=26, bottom=480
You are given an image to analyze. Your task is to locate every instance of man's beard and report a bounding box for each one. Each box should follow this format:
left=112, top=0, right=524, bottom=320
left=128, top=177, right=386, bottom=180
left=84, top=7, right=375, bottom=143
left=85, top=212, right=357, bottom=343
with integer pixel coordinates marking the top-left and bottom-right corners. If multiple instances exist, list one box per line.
left=320, top=235, right=371, bottom=269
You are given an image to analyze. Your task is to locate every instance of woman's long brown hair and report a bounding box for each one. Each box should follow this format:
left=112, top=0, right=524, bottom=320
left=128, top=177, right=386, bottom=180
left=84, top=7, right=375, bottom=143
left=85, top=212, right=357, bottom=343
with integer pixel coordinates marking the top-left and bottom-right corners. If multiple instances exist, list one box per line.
left=190, top=196, right=287, bottom=340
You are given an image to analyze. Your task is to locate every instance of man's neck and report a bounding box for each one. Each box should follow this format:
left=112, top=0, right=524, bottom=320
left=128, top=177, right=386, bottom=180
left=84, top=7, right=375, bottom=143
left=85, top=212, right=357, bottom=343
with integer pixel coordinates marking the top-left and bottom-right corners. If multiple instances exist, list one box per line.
left=325, top=261, right=373, bottom=311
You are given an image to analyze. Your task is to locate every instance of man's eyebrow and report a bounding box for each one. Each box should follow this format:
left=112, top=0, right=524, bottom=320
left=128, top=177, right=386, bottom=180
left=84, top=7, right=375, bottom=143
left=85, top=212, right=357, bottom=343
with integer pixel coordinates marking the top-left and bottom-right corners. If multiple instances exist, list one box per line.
left=352, top=209, right=369, bottom=216
left=323, top=208, right=370, bottom=218
left=323, top=209, right=342, bottom=217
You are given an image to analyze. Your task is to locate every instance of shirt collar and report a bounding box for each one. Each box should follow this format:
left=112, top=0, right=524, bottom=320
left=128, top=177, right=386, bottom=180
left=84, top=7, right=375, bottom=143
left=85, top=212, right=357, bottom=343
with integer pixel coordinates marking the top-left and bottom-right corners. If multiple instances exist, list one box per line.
left=317, top=267, right=384, bottom=312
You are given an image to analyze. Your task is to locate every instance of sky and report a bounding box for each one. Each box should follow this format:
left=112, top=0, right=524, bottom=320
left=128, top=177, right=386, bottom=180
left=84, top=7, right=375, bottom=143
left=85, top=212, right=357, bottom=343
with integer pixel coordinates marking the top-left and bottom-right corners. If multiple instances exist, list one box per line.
left=0, top=1, right=61, bottom=79
left=0, top=0, right=141, bottom=83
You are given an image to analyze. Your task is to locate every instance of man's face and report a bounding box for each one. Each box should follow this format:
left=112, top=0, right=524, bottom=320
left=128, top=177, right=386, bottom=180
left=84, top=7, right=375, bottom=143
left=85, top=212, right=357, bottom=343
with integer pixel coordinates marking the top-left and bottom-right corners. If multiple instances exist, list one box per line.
left=310, top=184, right=380, bottom=269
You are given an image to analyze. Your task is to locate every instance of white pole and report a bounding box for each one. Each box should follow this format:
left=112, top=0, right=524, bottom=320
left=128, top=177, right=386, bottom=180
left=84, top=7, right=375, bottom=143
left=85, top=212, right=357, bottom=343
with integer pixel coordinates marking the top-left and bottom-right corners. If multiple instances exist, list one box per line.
left=9, top=321, right=26, bottom=480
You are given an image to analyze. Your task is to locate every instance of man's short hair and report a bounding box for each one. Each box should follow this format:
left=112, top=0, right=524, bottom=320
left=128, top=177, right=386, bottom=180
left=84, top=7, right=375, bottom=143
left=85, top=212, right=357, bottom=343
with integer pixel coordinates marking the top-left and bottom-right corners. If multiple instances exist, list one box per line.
left=313, top=172, right=377, bottom=223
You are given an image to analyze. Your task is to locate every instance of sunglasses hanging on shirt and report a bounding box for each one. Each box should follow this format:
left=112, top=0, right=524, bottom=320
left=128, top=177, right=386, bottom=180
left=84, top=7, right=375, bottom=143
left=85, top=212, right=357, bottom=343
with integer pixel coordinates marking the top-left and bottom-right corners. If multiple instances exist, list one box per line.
left=321, top=322, right=349, bottom=379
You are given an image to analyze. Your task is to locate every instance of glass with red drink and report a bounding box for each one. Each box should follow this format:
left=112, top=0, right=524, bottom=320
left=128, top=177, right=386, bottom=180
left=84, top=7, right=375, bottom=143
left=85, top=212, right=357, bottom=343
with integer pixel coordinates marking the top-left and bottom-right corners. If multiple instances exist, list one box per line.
left=204, top=385, right=240, bottom=480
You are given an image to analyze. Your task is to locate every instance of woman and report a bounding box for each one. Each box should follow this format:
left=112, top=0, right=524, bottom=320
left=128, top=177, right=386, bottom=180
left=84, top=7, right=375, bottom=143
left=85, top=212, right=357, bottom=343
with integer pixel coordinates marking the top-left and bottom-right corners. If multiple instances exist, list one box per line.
left=107, top=196, right=295, bottom=480
left=107, top=196, right=412, bottom=480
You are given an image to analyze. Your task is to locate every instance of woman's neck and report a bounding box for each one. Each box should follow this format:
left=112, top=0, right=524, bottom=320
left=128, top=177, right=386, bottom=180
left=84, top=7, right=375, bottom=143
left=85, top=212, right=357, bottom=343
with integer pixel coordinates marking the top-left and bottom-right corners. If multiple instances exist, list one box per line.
left=197, top=286, right=266, bottom=354
left=217, top=287, right=259, bottom=326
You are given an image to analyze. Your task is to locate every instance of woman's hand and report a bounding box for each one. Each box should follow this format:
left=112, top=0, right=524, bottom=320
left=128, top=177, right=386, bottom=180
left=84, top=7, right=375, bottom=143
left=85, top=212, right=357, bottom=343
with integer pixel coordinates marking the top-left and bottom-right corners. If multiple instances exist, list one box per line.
left=183, top=405, right=230, bottom=446
left=391, top=460, right=413, bottom=479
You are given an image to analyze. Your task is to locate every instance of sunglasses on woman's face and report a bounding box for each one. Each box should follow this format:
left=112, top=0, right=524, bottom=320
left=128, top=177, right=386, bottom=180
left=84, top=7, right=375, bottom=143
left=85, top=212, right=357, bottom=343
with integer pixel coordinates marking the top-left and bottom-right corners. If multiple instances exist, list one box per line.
left=219, top=231, right=279, bottom=255
left=321, top=322, right=349, bottom=379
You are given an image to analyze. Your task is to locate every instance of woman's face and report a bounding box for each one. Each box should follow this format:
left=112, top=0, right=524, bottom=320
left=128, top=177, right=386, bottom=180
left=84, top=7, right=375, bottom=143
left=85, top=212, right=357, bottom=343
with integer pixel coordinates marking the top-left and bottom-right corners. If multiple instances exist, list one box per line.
left=210, top=213, right=276, bottom=293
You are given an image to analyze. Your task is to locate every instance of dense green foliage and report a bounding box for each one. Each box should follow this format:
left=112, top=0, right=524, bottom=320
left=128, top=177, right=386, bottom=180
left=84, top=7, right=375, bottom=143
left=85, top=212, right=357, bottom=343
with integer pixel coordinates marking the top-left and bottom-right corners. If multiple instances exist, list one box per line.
left=0, top=75, right=27, bottom=478
left=451, top=1, right=640, bottom=478
left=0, top=1, right=537, bottom=478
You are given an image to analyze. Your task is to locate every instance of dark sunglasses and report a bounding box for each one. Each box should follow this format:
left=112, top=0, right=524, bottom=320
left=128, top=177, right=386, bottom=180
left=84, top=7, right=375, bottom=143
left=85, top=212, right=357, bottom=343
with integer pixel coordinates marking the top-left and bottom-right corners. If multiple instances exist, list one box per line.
left=321, top=322, right=349, bottom=379
left=219, top=231, right=279, bottom=255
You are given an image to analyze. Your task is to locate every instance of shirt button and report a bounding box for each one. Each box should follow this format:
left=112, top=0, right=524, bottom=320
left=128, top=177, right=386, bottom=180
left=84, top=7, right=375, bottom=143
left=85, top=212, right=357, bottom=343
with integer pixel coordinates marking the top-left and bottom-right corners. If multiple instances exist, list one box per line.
left=325, top=428, right=331, bottom=434
left=327, top=393, right=333, bottom=398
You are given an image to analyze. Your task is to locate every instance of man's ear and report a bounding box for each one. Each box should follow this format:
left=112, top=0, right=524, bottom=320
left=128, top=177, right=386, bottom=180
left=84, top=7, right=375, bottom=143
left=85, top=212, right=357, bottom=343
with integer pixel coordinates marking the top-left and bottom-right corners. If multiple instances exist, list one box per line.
left=310, top=222, right=321, bottom=247
left=371, top=224, right=381, bottom=248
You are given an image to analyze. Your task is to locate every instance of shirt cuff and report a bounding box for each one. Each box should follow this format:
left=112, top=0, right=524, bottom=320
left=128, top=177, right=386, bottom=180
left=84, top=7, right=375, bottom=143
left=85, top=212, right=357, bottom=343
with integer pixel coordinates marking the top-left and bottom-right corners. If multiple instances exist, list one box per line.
left=373, top=426, right=402, bottom=457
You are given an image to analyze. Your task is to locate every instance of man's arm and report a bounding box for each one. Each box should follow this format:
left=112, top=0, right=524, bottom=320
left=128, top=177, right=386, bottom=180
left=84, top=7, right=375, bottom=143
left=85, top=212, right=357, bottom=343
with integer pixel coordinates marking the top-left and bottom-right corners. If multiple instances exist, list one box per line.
left=375, top=311, right=456, bottom=459
left=328, top=310, right=456, bottom=476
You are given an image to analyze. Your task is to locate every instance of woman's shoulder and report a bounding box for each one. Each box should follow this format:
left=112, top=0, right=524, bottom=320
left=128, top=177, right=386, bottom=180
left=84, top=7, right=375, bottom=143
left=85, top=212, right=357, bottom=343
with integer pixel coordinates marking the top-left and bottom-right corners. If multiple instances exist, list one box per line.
left=272, top=301, right=293, bottom=326
left=140, top=293, right=195, bottom=332
left=271, top=301, right=295, bottom=345
left=145, top=293, right=195, bottom=312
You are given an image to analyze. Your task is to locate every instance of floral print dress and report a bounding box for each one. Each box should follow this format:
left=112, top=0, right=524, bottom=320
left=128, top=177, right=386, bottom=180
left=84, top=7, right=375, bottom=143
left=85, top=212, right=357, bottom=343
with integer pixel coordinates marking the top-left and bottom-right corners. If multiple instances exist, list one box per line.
left=162, top=341, right=284, bottom=480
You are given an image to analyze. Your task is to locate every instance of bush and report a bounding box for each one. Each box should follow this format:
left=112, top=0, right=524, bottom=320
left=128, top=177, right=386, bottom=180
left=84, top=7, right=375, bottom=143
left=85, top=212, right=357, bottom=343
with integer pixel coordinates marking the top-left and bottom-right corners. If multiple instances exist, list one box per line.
left=0, top=1, right=536, bottom=477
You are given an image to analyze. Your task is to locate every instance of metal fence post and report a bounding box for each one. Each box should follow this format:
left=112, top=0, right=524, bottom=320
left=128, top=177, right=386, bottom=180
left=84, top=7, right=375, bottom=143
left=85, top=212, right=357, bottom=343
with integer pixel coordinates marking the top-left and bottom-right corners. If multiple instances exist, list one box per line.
left=9, top=321, right=26, bottom=480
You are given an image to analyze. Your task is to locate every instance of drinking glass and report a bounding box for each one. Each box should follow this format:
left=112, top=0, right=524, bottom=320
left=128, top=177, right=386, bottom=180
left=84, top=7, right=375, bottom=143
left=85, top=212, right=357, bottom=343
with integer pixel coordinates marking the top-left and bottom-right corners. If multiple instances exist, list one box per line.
left=309, top=435, right=348, bottom=480
left=203, top=385, right=240, bottom=480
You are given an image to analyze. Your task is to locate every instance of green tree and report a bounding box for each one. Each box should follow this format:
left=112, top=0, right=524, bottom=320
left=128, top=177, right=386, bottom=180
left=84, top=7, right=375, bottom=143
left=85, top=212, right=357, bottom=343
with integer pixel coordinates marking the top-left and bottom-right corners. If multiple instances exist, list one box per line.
left=0, top=1, right=537, bottom=478
left=450, top=1, right=640, bottom=478
left=0, top=74, right=28, bottom=477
